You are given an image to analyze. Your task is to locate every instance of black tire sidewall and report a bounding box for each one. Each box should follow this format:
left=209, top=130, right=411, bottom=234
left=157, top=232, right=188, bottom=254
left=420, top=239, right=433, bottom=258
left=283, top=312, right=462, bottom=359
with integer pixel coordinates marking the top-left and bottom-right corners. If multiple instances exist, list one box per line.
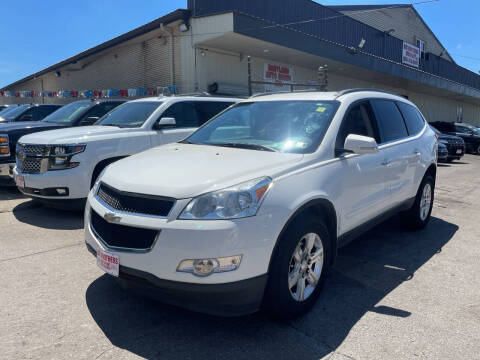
left=263, top=218, right=331, bottom=318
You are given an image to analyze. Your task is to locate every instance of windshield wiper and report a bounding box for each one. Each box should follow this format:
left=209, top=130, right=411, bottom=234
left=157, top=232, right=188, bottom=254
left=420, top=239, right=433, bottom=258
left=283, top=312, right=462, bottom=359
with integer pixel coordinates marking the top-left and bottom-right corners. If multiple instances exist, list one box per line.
left=100, top=124, right=120, bottom=127
left=209, top=142, right=278, bottom=152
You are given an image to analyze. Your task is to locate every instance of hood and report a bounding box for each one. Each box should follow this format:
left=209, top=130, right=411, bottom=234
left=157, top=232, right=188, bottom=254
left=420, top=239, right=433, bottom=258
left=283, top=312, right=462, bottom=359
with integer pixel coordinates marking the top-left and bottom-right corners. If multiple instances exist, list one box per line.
left=438, top=134, right=463, bottom=141
left=0, top=121, right=65, bottom=133
left=18, top=125, right=134, bottom=145
left=101, top=143, right=304, bottom=199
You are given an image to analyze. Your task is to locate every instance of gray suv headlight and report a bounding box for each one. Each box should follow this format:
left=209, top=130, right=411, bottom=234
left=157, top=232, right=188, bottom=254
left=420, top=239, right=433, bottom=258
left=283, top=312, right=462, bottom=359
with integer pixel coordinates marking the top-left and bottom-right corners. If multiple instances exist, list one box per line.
left=179, top=177, right=272, bottom=220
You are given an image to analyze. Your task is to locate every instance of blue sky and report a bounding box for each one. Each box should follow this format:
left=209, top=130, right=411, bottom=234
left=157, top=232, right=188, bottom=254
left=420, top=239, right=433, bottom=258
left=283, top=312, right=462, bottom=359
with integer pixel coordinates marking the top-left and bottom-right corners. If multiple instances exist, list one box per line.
left=0, top=0, right=478, bottom=88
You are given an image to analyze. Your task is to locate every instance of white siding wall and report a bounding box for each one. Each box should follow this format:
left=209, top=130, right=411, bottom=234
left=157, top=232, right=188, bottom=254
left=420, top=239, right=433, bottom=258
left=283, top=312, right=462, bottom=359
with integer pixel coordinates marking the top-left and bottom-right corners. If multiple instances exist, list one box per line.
left=339, top=7, right=453, bottom=61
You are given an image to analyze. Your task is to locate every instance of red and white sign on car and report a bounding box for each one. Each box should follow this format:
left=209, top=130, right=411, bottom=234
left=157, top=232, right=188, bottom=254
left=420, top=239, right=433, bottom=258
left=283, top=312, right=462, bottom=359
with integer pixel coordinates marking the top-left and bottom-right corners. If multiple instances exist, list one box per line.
left=402, top=42, right=421, bottom=68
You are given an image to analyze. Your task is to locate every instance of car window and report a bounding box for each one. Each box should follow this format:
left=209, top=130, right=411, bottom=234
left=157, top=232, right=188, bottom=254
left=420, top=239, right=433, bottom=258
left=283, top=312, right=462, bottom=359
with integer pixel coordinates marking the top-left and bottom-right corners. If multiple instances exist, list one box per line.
left=195, top=101, right=234, bottom=126
left=98, top=101, right=162, bottom=128
left=455, top=125, right=471, bottom=134
left=1, top=104, right=30, bottom=121
left=396, top=102, right=425, bottom=136
left=27, top=105, right=61, bottom=121
left=81, top=102, right=123, bottom=123
left=371, top=99, right=408, bottom=143
left=336, top=101, right=378, bottom=149
left=186, top=100, right=340, bottom=154
left=161, top=101, right=200, bottom=128
left=42, top=101, right=92, bottom=124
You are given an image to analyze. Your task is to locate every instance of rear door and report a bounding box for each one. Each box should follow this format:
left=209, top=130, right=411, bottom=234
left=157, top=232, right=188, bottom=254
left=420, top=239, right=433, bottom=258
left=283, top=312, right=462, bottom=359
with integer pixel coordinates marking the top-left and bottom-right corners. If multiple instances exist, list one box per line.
left=371, top=99, right=418, bottom=206
left=336, top=101, right=389, bottom=232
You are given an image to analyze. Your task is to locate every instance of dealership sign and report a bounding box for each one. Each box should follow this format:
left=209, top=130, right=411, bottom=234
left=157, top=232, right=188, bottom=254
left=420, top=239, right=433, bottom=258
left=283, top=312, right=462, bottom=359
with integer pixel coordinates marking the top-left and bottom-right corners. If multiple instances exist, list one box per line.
left=264, top=63, right=294, bottom=92
left=402, top=42, right=420, bottom=68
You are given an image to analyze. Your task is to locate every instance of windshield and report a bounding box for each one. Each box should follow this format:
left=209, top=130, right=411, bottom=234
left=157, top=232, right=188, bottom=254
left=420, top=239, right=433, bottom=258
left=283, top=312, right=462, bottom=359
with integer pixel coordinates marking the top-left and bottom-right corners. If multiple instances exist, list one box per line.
left=0, top=104, right=29, bottom=121
left=0, top=106, right=16, bottom=117
left=42, top=100, right=91, bottom=124
left=97, top=101, right=162, bottom=128
left=468, top=125, right=480, bottom=134
left=185, top=100, right=340, bottom=153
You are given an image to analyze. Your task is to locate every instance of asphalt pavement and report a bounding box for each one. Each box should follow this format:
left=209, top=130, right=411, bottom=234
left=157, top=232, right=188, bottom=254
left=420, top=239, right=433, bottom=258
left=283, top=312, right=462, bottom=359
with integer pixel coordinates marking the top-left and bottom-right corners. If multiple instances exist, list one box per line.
left=1, top=156, right=479, bottom=359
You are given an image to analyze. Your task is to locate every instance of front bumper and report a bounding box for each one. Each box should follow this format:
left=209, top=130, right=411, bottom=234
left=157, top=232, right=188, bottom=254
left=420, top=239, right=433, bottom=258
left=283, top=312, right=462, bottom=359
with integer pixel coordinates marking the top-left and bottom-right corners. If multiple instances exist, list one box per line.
left=84, top=191, right=279, bottom=315
left=14, top=164, right=91, bottom=200
left=86, top=242, right=267, bottom=316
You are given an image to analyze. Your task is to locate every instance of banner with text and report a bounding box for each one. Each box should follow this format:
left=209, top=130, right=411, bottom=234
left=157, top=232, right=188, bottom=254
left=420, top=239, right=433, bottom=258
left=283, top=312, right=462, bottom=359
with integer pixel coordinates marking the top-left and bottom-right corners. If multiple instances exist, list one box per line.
left=264, top=63, right=294, bottom=92
left=402, top=42, right=420, bottom=68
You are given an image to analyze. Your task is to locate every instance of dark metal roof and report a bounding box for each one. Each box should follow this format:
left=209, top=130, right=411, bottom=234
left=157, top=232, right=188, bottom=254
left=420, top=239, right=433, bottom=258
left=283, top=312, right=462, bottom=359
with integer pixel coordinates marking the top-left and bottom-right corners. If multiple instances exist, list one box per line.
left=1, top=9, right=190, bottom=90
left=327, top=4, right=411, bottom=12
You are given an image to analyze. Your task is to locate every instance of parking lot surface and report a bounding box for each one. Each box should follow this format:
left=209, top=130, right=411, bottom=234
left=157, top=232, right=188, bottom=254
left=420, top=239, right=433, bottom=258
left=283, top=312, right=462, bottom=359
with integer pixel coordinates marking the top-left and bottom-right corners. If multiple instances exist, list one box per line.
left=1, top=156, right=479, bottom=360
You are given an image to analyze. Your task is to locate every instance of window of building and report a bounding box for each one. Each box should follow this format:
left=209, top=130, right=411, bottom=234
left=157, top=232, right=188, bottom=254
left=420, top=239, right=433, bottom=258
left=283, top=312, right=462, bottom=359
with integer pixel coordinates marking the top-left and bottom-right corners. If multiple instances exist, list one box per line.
left=371, top=99, right=408, bottom=143
left=416, top=38, right=426, bottom=58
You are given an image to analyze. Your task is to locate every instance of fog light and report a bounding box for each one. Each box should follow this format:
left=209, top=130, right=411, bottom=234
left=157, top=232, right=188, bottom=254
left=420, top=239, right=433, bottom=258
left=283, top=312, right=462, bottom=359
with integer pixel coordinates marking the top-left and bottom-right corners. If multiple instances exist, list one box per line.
left=177, top=255, right=242, bottom=277
left=56, top=188, right=67, bottom=195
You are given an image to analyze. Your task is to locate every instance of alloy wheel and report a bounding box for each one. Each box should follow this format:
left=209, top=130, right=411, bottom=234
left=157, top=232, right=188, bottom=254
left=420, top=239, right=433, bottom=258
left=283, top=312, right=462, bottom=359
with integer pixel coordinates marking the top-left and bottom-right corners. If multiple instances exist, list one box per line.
left=419, top=183, right=432, bottom=221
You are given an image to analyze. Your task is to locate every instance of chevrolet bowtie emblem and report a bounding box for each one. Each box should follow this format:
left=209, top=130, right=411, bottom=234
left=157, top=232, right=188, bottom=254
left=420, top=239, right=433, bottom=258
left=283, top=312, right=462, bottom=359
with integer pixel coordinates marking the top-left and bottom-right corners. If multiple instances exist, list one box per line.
left=18, top=153, right=25, bottom=160
left=104, top=212, right=121, bottom=223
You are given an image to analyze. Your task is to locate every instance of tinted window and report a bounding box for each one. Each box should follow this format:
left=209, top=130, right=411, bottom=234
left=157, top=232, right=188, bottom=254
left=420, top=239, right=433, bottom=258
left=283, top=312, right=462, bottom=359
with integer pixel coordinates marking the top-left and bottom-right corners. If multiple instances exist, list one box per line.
left=195, top=101, right=234, bottom=126
left=27, top=105, right=61, bottom=121
left=371, top=99, right=408, bottom=143
left=42, top=101, right=92, bottom=124
left=396, top=102, right=425, bottom=136
left=336, top=101, right=378, bottom=148
left=454, top=125, right=471, bottom=134
left=186, top=101, right=339, bottom=154
left=162, top=101, right=200, bottom=128
left=82, top=102, right=123, bottom=122
left=98, top=102, right=162, bottom=128
left=1, top=104, right=30, bottom=121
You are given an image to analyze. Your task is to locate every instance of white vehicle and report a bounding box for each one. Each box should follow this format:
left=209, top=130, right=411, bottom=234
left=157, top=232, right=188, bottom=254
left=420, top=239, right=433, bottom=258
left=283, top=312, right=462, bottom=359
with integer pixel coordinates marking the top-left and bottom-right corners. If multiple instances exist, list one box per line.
left=85, top=89, right=437, bottom=317
left=13, top=96, right=239, bottom=209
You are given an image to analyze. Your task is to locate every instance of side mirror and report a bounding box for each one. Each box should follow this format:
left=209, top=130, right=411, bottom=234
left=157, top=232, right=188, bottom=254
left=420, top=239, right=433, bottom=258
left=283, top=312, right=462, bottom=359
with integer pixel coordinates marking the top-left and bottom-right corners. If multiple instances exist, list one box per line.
left=79, top=116, right=99, bottom=125
left=343, top=134, right=379, bottom=155
left=19, top=114, right=33, bottom=122
left=155, top=117, right=176, bottom=129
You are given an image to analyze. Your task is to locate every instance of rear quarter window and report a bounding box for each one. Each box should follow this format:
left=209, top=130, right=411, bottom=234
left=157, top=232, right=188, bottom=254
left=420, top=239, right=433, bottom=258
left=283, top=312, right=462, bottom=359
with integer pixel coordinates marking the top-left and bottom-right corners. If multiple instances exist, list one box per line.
left=371, top=99, right=408, bottom=143
left=396, top=102, right=425, bottom=136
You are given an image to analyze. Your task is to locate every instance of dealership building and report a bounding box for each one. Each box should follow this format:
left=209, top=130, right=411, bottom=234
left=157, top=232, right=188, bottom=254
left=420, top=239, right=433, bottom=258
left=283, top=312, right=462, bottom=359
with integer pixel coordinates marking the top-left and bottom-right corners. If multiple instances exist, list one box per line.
left=2, top=0, right=480, bottom=124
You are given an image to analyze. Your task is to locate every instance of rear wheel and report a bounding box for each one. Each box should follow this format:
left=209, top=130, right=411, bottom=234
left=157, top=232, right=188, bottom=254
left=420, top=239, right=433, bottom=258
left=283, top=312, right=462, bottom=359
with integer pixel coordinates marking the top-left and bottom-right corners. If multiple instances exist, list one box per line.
left=263, top=218, right=331, bottom=318
left=402, top=174, right=434, bottom=229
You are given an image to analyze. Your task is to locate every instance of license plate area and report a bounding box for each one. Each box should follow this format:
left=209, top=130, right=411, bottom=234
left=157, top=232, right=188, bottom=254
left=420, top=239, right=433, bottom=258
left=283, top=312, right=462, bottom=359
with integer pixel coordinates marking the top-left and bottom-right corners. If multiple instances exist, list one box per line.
left=96, top=248, right=119, bottom=277
left=456, top=149, right=463, bottom=154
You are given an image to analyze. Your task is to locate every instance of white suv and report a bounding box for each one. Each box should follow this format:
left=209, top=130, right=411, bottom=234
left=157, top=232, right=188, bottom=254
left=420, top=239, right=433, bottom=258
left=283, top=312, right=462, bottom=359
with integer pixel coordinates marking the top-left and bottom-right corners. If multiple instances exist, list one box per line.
left=13, top=96, right=239, bottom=209
left=85, top=89, right=437, bottom=317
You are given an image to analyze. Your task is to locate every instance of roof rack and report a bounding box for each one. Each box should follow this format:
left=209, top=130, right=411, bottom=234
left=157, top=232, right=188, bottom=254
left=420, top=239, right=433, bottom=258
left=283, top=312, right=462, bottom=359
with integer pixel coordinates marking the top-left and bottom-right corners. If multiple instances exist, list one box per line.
left=250, top=89, right=332, bottom=98
left=334, top=88, right=401, bottom=99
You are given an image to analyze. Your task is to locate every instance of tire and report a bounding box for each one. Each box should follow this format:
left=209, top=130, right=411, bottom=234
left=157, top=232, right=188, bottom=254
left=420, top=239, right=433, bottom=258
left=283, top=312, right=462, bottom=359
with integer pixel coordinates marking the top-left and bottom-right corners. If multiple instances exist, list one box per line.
left=263, top=217, right=331, bottom=319
left=476, top=143, right=480, bottom=155
left=402, top=174, right=434, bottom=230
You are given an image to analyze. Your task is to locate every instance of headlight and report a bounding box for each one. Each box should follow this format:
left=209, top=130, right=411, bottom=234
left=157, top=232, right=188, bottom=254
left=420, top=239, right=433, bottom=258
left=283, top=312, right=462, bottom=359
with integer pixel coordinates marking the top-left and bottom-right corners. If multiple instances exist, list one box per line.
left=47, top=144, right=86, bottom=170
left=0, top=134, right=9, bottom=157
left=179, top=177, right=272, bottom=220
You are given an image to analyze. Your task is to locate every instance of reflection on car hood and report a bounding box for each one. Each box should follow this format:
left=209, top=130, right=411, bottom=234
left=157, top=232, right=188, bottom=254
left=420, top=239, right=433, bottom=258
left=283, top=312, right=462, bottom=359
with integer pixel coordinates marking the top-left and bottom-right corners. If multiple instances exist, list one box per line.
left=0, top=121, right=64, bottom=132
left=101, top=143, right=304, bottom=199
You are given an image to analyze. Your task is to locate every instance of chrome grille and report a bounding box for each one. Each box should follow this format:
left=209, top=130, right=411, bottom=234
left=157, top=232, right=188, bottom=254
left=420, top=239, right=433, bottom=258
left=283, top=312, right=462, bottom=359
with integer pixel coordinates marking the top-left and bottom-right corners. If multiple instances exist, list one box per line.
left=96, top=183, right=175, bottom=217
left=17, top=144, right=48, bottom=156
left=17, top=158, right=47, bottom=174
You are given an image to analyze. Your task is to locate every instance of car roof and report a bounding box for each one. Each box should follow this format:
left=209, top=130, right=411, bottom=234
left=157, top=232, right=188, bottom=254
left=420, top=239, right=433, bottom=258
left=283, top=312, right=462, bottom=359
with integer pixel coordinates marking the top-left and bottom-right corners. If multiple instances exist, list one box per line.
left=244, top=89, right=411, bottom=104
left=130, top=96, right=242, bottom=103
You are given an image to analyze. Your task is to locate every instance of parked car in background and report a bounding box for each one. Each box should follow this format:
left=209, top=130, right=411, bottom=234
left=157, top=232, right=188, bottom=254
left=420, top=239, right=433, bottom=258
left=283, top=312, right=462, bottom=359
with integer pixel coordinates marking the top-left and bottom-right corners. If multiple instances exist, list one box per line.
left=429, top=125, right=465, bottom=162
left=437, top=142, right=448, bottom=162
left=0, top=104, right=17, bottom=113
left=14, top=96, right=239, bottom=209
left=0, top=99, right=124, bottom=184
left=0, top=104, right=62, bottom=123
left=84, top=89, right=437, bottom=318
left=430, top=121, right=480, bottom=154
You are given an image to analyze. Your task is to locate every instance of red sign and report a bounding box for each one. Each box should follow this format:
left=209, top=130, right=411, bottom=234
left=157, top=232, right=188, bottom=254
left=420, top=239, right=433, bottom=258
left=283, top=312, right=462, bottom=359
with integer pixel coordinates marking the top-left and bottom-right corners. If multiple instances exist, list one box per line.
left=402, top=42, right=420, bottom=68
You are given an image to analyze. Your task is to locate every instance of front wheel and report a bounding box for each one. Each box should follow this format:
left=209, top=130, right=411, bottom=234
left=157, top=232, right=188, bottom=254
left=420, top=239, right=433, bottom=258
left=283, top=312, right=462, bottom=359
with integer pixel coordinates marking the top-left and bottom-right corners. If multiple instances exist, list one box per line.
left=263, top=218, right=331, bottom=318
left=402, top=175, right=434, bottom=229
